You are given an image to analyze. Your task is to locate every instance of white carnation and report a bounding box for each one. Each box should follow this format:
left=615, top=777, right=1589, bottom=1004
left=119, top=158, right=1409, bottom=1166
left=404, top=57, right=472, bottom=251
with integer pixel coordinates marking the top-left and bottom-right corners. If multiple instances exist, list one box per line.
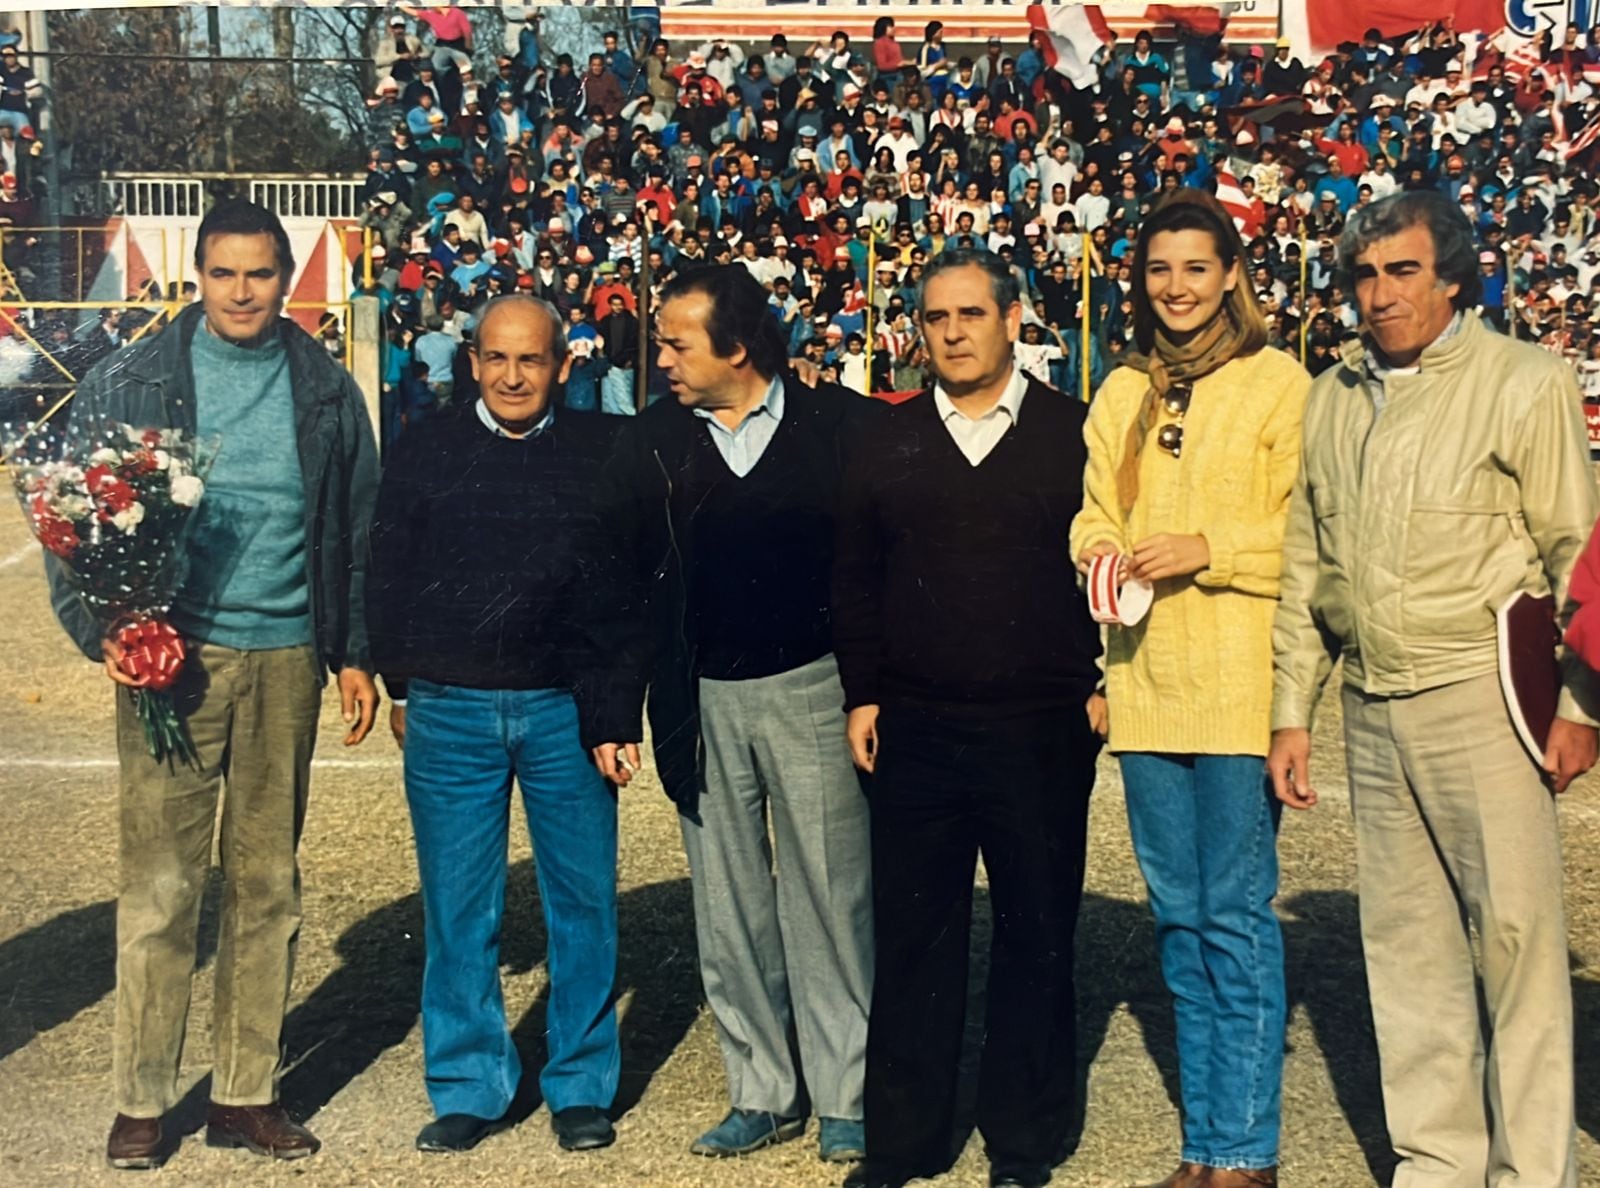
left=89, top=447, right=120, bottom=465
left=169, top=474, right=204, bottom=507
left=152, top=449, right=171, bottom=470
left=112, top=502, right=145, bottom=534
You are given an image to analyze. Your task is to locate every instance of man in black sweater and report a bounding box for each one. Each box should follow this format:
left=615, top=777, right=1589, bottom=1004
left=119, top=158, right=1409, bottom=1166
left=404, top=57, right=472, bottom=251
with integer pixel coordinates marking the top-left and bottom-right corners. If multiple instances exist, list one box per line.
left=368, top=295, right=645, bottom=1157
left=604, top=265, right=880, bottom=1164
left=833, top=250, right=1103, bottom=1188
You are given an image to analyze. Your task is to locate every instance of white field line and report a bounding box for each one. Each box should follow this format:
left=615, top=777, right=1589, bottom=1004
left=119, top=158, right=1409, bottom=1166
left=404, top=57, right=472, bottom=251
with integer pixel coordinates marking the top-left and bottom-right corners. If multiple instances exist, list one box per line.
left=0, top=539, right=37, bottom=569
left=4, top=756, right=399, bottom=771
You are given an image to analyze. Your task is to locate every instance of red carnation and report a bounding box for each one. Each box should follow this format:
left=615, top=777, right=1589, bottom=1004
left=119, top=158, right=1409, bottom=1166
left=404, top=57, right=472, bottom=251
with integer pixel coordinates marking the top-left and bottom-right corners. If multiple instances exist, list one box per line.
left=30, top=493, right=80, bottom=558
left=141, top=429, right=163, bottom=447
left=87, top=464, right=137, bottom=513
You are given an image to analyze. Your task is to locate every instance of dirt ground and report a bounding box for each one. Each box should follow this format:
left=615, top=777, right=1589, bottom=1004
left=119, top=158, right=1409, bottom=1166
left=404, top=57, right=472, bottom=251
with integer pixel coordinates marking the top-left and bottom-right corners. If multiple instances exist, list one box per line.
left=1, top=507, right=1598, bottom=1188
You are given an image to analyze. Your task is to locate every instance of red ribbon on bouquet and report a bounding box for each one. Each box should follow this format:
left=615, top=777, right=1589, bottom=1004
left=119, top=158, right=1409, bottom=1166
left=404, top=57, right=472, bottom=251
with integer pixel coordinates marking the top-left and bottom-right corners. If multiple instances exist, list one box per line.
left=114, top=617, right=187, bottom=691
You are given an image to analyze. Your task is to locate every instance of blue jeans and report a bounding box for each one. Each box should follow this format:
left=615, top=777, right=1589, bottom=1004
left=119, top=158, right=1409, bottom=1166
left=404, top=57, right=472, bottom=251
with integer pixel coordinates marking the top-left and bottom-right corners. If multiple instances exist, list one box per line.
left=600, top=366, right=636, bottom=416
left=403, top=680, right=620, bottom=1118
left=1120, top=753, right=1285, bottom=1169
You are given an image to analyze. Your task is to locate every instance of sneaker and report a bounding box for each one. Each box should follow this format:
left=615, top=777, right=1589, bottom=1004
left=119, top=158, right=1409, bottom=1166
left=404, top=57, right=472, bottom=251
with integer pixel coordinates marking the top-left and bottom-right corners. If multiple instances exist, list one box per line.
left=819, top=1116, right=866, bottom=1163
left=688, top=1107, right=806, bottom=1157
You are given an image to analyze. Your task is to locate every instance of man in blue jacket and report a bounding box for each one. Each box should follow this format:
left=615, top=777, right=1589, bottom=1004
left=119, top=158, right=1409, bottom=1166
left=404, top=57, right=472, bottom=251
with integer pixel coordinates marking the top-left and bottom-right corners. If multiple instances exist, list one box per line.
left=47, top=200, right=380, bottom=1172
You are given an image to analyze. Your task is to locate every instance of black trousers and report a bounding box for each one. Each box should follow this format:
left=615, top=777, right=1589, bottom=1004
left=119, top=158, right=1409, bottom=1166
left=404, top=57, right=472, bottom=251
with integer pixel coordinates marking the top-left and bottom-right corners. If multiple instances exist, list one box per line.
left=863, top=702, right=1099, bottom=1173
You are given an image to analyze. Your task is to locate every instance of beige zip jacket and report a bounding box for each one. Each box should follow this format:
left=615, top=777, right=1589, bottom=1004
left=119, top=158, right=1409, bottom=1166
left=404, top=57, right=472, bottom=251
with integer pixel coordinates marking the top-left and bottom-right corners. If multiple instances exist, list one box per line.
left=1272, top=312, right=1600, bottom=730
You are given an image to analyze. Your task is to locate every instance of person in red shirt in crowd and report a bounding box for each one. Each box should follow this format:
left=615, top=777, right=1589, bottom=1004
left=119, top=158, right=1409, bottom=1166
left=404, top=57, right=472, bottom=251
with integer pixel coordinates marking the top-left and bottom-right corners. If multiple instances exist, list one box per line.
left=1315, top=121, right=1369, bottom=180
left=1156, top=117, right=1194, bottom=169
left=872, top=16, right=913, bottom=94
left=636, top=168, right=676, bottom=224
left=398, top=2, right=472, bottom=75
left=590, top=262, right=637, bottom=317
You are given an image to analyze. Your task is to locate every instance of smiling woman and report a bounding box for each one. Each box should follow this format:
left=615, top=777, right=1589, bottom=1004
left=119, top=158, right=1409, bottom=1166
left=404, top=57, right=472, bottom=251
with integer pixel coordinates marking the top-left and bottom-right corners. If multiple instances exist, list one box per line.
left=1068, top=190, right=1310, bottom=1188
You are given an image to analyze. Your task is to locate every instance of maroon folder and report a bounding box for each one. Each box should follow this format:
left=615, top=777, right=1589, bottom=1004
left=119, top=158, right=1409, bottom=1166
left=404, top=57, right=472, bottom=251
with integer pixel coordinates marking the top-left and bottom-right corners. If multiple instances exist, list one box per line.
left=1497, top=591, right=1561, bottom=764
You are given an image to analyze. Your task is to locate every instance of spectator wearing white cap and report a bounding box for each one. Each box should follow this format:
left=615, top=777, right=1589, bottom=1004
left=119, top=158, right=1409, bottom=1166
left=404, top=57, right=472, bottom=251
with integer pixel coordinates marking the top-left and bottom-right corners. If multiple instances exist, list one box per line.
left=374, top=14, right=425, bottom=90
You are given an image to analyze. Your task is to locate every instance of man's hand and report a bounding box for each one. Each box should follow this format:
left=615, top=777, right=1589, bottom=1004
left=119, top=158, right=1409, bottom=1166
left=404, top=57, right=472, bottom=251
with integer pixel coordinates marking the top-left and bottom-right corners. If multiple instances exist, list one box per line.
left=847, top=705, right=880, bottom=773
left=1268, top=727, right=1317, bottom=809
left=338, top=667, right=379, bottom=746
left=1542, top=716, right=1598, bottom=794
left=100, top=637, right=149, bottom=688
left=1129, top=533, right=1210, bottom=583
left=390, top=704, right=406, bottom=750
left=592, top=742, right=643, bottom=786
left=1087, top=692, right=1108, bottom=739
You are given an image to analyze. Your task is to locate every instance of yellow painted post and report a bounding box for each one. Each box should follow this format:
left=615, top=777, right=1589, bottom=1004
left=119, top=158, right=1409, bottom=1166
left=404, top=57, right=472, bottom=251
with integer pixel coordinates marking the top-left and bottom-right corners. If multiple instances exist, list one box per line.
left=1299, top=226, right=1309, bottom=364
left=865, top=228, right=876, bottom=394
left=363, top=227, right=374, bottom=291
left=1080, top=244, right=1094, bottom=403
left=75, top=229, right=83, bottom=302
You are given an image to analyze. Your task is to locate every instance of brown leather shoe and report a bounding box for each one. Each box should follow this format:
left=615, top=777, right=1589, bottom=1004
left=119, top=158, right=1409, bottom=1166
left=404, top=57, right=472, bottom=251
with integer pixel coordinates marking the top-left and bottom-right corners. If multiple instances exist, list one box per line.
left=205, top=1103, right=321, bottom=1160
left=106, top=1113, right=167, bottom=1170
left=1204, top=1167, right=1277, bottom=1188
left=1135, top=1163, right=1209, bottom=1188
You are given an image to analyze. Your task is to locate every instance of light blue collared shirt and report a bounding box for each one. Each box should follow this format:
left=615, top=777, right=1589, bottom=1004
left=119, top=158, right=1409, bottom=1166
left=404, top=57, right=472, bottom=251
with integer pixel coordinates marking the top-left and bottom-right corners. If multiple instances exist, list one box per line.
left=476, top=397, right=554, bottom=439
left=694, top=376, right=784, bottom=477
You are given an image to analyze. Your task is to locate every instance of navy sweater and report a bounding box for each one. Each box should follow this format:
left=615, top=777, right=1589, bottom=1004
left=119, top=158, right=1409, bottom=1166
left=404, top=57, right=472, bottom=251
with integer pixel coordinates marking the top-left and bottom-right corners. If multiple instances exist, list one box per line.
left=368, top=404, right=645, bottom=748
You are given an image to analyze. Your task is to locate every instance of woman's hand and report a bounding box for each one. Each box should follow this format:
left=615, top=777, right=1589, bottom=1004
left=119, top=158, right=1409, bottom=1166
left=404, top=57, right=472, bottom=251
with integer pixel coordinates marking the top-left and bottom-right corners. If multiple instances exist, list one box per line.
left=1128, top=534, right=1209, bottom=582
left=1075, top=540, right=1127, bottom=579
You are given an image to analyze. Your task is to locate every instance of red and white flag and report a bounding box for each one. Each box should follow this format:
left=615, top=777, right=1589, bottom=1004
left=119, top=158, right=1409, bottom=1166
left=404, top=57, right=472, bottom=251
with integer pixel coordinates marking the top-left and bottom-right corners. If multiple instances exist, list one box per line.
left=1214, top=171, right=1260, bottom=236
left=1567, top=113, right=1600, bottom=160
left=1027, top=3, right=1113, bottom=91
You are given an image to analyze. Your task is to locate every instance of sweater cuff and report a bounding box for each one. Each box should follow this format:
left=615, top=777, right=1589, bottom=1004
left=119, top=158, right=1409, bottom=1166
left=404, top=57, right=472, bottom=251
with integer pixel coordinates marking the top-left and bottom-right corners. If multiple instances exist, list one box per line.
left=1194, top=532, right=1234, bottom=589
left=382, top=675, right=408, bottom=703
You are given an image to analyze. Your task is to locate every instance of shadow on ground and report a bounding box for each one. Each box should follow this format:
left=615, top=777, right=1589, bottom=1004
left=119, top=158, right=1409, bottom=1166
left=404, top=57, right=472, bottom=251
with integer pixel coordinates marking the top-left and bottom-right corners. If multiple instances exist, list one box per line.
left=7, top=868, right=1599, bottom=1182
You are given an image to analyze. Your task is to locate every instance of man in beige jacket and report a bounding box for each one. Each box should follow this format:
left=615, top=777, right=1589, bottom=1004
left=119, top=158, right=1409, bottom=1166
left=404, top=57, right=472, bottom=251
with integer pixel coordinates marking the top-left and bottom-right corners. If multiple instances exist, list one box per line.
left=1269, top=190, right=1598, bottom=1188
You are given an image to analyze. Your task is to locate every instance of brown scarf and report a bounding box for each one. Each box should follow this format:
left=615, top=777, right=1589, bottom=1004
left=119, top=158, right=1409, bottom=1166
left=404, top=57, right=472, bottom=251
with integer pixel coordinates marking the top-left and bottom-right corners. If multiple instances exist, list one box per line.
left=1114, top=314, right=1253, bottom=513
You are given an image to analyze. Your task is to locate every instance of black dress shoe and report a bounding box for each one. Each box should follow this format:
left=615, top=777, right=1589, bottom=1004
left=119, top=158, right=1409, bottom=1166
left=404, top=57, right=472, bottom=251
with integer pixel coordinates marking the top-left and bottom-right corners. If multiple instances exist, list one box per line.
left=551, top=1105, right=616, bottom=1151
left=415, top=1112, right=506, bottom=1153
left=990, top=1161, right=1052, bottom=1188
left=844, top=1161, right=916, bottom=1188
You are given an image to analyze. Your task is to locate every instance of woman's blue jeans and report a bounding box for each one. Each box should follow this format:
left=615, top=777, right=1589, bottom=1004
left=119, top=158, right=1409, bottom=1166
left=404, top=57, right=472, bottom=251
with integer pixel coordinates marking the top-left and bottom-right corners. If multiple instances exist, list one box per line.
left=403, top=680, right=620, bottom=1119
left=1120, top=753, right=1285, bottom=1169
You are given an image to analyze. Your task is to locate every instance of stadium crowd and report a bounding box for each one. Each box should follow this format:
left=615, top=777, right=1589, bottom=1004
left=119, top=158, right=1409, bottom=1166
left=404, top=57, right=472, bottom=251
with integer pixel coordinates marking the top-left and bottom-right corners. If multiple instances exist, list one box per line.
left=346, top=8, right=1600, bottom=439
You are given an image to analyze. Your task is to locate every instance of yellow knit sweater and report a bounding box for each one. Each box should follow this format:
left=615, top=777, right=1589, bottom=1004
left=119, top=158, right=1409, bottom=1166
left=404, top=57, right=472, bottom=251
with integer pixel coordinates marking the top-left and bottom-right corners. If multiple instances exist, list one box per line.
left=1068, top=347, right=1311, bottom=757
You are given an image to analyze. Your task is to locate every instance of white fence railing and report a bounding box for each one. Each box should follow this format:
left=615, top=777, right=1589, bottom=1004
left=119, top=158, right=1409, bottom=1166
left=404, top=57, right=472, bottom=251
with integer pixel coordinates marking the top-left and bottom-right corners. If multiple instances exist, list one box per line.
left=249, top=178, right=365, bottom=220
left=100, top=177, right=205, bottom=219
left=93, top=175, right=365, bottom=220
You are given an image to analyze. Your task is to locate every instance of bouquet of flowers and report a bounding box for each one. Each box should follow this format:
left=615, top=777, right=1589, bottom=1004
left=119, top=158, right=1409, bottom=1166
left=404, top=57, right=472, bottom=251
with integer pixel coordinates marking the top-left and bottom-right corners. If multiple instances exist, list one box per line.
left=5, top=422, right=219, bottom=763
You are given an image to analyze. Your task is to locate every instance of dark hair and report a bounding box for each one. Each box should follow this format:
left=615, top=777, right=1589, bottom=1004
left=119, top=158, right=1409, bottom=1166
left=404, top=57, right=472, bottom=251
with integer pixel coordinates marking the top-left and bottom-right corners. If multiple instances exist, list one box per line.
left=658, top=265, right=789, bottom=380
left=915, top=246, right=1020, bottom=315
left=194, top=199, right=295, bottom=277
left=1339, top=190, right=1482, bottom=311
left=873, top=16, right=895, bottom=39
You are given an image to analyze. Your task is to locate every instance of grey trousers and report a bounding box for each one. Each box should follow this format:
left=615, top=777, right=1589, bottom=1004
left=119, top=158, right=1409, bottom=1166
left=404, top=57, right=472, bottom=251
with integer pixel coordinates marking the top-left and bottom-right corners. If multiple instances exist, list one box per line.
left=682, top=653, right=873, bottom=1120
left=1343, top=673, right=1577, bottom=1188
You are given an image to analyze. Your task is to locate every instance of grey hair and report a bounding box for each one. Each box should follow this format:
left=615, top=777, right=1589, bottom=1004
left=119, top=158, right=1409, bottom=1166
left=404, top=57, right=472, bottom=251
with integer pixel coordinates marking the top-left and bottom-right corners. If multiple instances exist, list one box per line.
left=915, top=247, right=1022, bottom=315
left=1338, top=190, right=1482, bottom=311
left=472, top=293, right=569, bottom=365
